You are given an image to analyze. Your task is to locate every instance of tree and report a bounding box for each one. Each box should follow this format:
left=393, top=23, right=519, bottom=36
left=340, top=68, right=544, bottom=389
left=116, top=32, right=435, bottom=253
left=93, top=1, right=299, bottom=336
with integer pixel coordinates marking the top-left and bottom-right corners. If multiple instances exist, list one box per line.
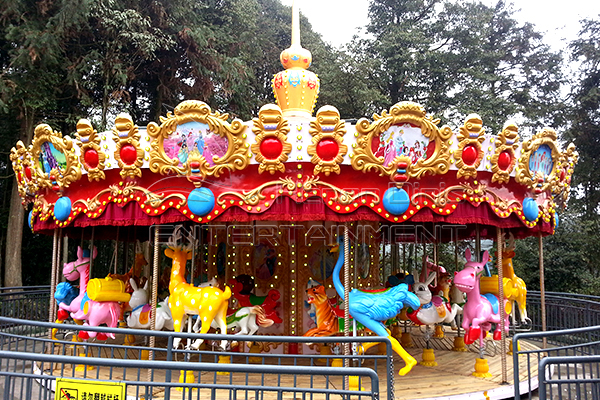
left=360, top=0, right=565, bottom=133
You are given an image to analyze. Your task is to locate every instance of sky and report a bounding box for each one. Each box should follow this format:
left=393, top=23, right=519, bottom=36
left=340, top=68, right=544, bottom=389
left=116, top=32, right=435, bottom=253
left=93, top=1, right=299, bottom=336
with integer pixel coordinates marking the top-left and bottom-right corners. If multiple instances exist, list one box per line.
left=280, top=0, right=600, bottom=51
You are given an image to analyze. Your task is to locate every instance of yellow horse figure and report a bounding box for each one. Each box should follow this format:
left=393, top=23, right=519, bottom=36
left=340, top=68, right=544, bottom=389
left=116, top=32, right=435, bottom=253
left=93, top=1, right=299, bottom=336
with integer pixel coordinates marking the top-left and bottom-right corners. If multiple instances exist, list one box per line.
left=480, top=234, right=528, bottom=324
left=164, top=228, right=231, bottom=349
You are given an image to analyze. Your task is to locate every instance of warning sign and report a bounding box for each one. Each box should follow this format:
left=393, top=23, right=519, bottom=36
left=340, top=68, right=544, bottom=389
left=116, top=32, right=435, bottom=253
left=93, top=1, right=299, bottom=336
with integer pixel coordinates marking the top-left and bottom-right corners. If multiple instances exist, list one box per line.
left=55, top=378, right=126, bottom=400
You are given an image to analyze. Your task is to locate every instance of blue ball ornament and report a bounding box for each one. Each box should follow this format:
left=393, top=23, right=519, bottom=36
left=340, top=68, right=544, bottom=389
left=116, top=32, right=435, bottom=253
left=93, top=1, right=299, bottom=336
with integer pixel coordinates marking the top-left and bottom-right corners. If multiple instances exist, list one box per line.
left=554, top=212, right=559, bottom=229
left=28, top=210, right=33, bottom=229
left=187, top=187, right=215, bottom=216
left=522, top=198, right=539, bottom=222
left=54, top=196, right=72, bottom=222
left=383, top=187, right=410, bottom=215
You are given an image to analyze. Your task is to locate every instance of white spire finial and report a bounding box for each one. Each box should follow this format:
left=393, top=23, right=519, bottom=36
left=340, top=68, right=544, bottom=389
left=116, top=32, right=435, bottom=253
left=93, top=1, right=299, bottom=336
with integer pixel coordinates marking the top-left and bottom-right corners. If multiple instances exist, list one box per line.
left=291, top=0, right=300, bottom=47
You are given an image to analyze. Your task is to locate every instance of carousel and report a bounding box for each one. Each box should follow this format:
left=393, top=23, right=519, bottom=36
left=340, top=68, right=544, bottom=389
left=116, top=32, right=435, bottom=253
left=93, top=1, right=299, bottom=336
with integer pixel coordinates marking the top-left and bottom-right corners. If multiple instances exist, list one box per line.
left=9, top=2, right=578, bottom=399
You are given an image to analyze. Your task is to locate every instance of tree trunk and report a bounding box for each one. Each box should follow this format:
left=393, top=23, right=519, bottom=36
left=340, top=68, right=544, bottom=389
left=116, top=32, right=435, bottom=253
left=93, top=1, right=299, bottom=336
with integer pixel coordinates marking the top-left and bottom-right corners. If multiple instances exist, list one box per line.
left=5, top=184, right=24, bottom=288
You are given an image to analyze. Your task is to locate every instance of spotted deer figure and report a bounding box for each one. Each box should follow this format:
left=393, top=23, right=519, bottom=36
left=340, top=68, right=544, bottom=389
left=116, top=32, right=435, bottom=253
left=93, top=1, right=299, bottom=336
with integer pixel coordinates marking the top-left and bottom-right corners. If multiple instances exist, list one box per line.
left=164, top=227, right=231, bottom=349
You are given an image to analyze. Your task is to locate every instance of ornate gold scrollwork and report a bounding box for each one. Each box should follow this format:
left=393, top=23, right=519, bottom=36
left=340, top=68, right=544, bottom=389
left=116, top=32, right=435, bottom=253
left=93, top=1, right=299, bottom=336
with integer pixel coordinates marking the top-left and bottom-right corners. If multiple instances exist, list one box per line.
left=147, top=100, right=249, bottom=186
left=251, top=104, right=292, bottom=174
left=551, top=143, right=579, bottom=206
left=490, top=122, right=520, bottom=184
left=10, top=141, right=38, bottom=204
left=112, top=113, right=144, bottom=179
left=30, top=124, right=82, bottom=192
left=307, top=106, right=348, bottom=176
left=454, top=114, right=485, bottom=179
left=216, top=175, right=380, bottom=207
left=72, top=181, right=186, bottom=212
left=75, top=119, right=106, bottom=181
left=515, top=128, right=560, bottom=193
left=412, top=182, right=520, bottom=212
left=351, top=101, right=452, bottom=180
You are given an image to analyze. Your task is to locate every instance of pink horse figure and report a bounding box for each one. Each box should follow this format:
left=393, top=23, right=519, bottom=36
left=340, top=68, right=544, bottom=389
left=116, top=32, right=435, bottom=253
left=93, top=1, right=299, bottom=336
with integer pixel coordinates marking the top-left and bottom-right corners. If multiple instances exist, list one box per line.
left=58, top=246, right=96, bottom=320
left=57, top=246, right=125, bottom=340
left=453, top=249, right=510, bottom=345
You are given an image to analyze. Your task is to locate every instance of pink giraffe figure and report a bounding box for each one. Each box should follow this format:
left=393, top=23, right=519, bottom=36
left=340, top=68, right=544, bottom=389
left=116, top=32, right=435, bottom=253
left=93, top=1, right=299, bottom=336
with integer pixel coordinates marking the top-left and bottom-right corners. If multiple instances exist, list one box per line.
left=453, top=249, right=510, bottom=345
left=58, top=246, right=96, bottom=320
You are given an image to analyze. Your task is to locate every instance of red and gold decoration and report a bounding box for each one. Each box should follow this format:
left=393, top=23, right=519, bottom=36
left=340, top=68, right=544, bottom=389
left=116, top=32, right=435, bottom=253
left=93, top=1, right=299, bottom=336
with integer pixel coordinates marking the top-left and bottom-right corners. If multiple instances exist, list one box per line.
left=112, top=113, right=144, bottom=179
left=252, top=104, right=292, bottom=174
left=76, top=119, right=106, bottom=182
left=352, top=101, right=453, bottom=181
left=454, top=114, right=485, bottom=179
left=516, top=128, right=560, bottom=195
left=307, top=106, right=347, bottom=176
left=147, top=100, right=249, bottom=187
left=29, top=123, right=81, bottom=193
left=10, top=141, right=38, bottom=205
left=490, top=122, right=520, bottom=184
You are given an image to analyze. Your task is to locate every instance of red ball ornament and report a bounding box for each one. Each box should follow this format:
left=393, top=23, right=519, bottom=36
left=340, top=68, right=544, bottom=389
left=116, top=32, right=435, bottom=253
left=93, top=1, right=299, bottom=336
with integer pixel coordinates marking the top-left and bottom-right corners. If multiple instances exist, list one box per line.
left=316, top=139, right=339, bottom=161
left=84, top=149, right=99, bottom=169
left=24, top=166, right=32, bottom=180
left=461, top=145, right=478, bottom=166
left=260, top=138, right=283, bottom=160
left=497, top=150, right=512, bottom=171
left=120, top=144, right=138, bottom=165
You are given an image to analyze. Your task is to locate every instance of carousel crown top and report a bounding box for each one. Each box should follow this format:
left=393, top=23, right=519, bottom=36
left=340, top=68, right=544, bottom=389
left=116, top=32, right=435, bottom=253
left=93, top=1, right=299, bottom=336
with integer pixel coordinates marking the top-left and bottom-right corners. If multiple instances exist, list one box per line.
left=10, top=2, right=578, bottom=241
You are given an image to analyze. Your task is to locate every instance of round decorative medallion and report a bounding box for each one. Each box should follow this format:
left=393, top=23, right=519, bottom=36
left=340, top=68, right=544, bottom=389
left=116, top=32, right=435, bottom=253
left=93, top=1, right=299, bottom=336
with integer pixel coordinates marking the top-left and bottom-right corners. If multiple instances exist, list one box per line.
left=497, top=151, right=512, bottom=171
left=382, top=187, right=410, bottom=215
left=84, top=149, right=99, bottom=169
left=316, top=138, right=339, bottom=161
left=187, top=187, right=215, bottom=216
left=260, top=138, right=284, bottom=160
left=54, top=196, right=72, bottom=222
left=522, top=198, right=539, bottom=222
left=461, top=145, right=478, bottom=166
left=120, top=144, right=138, bottom=165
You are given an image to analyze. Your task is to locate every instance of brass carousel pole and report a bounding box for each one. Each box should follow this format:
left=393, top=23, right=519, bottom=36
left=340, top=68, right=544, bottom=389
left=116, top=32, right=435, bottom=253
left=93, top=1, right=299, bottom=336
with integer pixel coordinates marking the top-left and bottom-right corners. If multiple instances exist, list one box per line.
left=539, top=232, right=547, bottom=349
left=343, top=223, right=350, bottom=390
left=48, top=228, right=59, bottom=338
left=497, top=227, right=507, bottom=384
left=149, top=225, right=160, bottom=368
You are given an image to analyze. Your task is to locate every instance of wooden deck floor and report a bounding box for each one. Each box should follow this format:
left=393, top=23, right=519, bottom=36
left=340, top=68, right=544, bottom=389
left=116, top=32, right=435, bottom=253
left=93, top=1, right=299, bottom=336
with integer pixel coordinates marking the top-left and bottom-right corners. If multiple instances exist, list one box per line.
left=44, top=328, right=542, bottom=400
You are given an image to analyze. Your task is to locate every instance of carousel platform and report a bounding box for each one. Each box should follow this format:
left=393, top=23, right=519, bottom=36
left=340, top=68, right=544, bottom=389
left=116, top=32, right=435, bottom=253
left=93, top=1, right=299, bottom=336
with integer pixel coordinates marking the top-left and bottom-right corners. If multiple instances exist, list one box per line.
left=39, top=327, right=541, bottom=400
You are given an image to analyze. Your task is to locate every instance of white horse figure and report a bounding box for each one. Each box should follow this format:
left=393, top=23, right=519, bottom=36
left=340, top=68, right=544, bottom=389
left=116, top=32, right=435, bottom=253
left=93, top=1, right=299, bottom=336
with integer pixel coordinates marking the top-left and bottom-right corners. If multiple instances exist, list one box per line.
left=412, top=272, right=462, bottom=328
left=126, top=278, right=173, bottom=330
left=208, top=305, right=274, bottom=336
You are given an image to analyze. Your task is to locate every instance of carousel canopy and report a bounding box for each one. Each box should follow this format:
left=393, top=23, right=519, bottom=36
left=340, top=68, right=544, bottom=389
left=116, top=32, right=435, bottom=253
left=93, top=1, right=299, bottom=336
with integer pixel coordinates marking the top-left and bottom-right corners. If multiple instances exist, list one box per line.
left=10, top=4, right=577, bottom=241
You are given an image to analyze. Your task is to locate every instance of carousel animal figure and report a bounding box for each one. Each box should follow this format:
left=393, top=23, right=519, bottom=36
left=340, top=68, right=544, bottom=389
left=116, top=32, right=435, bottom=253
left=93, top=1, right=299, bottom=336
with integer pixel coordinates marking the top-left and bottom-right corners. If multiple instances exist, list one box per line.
left=303, top=285, right=339, bottom=337
left=164, top=227, right=231, bottom=349
left=332, top=239, right=421, bottom=376
left=210, top=305, right=274, bottom=336
left=126, top=279, right=174, bottom=330
left=126, top=278, right=151, bottom=329
left=407, top=272, right=461, bottom=329
left=229, top=275, right=282, bottom=324
left=109, top=252, right=148, bottom=293
left=453, top=249, right=510, bottom=345
left=421, top=255, right=447, bottom=284
left=79, top=285, right=125, bottom=340
left=58, top=246, right=97, bottom=320
left=479, top=234, right=529, bottom=324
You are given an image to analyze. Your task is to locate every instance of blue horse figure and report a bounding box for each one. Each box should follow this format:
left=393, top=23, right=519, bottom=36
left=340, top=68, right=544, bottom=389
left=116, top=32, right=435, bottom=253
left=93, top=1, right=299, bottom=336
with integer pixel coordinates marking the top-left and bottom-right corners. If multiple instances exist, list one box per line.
left=332, top=237, right=421, bottom=376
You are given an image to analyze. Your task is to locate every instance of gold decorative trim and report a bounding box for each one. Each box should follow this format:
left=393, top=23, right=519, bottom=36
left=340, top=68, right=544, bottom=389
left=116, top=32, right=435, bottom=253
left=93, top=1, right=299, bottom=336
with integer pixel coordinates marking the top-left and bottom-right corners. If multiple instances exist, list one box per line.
left=307, top=106, right=348, bottom=176
left=112, top=113, right=144, bottom=179
left=72, top=181, right=186, bottom=212
left=251, top=104, right=292, bottom=174
left=352, top=101, right=452, bottom=180
left=30, top=124, right=82, bottom=192
left=491, top=122, right=520, bottom=184
left=412, top=182, right=520, bottom=212
left=453, top=114, right=485, bottom=179
left=10, top=141, right=38, bottom=204
left=216, top=175, right=380, bottom=207
left=75, top=119, right=106, bottom=181
left=552, top=143, right=578, bottom=206
left=147, top=100, right=249, bottom=185
left=515, top=128, right=560, bottom=193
